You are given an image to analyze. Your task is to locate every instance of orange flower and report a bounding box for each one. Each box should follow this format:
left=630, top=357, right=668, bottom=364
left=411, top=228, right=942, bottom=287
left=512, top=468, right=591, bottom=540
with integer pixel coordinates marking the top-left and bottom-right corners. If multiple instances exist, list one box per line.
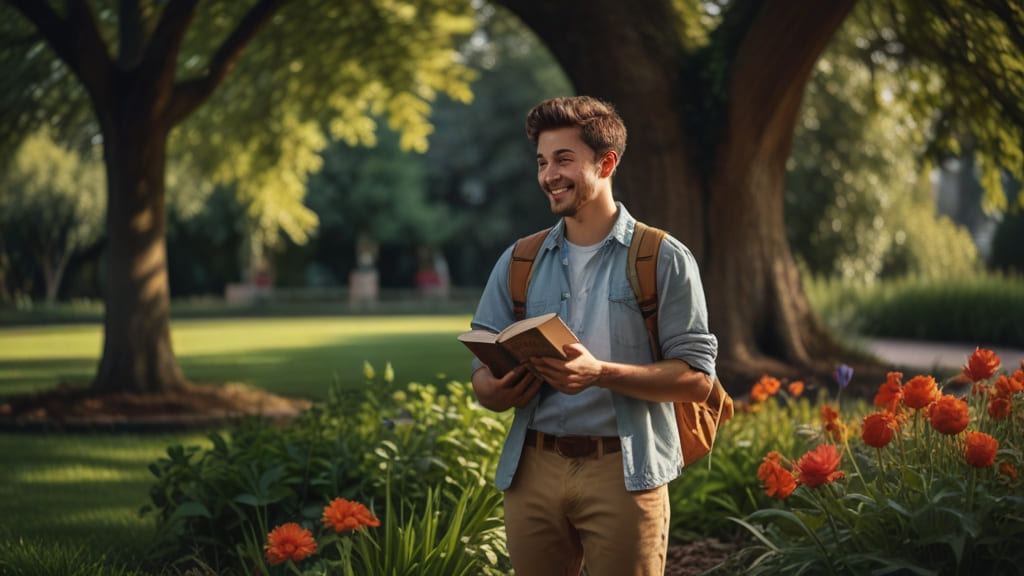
left=264, top=523, right=317, bottom=566
left=796, top=444, right=845, bottom=488
left=758, top=376, right=781, bottom=395
left=962, top=347, right=1000, bottom=382
left=750, top=383, right=769, bottom=403
left=862, top=412, right=896, bottom=448
left=963, top=431, right=999, bottom=468
left=787, top=381, right=805, bottom=397
left=988, top=396, right=1012, bottom=420
left=1000, top=461, right=1018, bottom=480
left=322, top=497, right=380, bottom=533
left=994, top=374, right=1023, bottom=398
left=757, top=452, right=797, bottom=499
left=902, top=375, right=939, bottom=410
left=928, top=395, right=970, bottom=435
left=821, top=405, right=847, bottom=443
left=873, top=372, right=903, bottom=413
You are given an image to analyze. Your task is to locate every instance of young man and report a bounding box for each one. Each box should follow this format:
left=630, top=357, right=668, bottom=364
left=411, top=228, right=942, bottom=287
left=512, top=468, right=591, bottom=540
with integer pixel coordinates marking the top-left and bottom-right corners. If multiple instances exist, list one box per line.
left=469, top=96, right=718, bottom=575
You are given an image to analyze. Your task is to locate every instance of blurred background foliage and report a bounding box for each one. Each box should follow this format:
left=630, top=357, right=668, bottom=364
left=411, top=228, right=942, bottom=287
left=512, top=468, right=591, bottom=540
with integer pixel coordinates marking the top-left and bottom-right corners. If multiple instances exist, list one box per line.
left=1, top=0, right=1021, bottom=328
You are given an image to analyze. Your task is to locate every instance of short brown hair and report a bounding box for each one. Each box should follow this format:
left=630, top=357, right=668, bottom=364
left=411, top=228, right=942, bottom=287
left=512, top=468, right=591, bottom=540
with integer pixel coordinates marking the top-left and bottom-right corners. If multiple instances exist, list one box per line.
left=525, top=96, right=627, bottom=160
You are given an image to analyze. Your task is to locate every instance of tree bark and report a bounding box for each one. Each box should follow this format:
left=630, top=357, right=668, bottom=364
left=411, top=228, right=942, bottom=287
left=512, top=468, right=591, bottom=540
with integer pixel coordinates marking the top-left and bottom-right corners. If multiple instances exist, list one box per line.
left=93, top=87, right=185, bottom=394
left=499, top=0, right=858, bottom=386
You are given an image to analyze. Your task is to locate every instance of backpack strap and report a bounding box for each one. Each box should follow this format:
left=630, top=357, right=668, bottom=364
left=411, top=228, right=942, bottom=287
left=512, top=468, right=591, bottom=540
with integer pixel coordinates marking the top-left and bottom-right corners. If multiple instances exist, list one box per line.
left=509, top=228, right=551, bottom=321
left=627, top=221, right=667, bottom=361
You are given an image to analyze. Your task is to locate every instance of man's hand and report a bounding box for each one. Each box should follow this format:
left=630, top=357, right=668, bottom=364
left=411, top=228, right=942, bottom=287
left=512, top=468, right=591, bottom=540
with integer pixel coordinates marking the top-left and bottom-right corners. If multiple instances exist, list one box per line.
left=529, top=343, right=603, bottom=395
left=471, top=364, right=543, bottom=411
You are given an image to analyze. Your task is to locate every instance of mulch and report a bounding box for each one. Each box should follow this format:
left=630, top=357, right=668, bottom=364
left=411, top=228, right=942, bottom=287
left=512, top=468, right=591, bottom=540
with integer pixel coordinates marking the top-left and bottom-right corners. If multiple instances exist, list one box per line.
left=665, top=538, right=740, bottom=575
left=0, top=380, right=310, bottom=432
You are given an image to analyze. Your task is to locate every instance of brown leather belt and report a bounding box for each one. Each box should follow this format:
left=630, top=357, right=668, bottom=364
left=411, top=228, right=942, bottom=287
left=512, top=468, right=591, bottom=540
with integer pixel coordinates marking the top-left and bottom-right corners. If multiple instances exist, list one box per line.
left=525, top=429, right=621, bottom=458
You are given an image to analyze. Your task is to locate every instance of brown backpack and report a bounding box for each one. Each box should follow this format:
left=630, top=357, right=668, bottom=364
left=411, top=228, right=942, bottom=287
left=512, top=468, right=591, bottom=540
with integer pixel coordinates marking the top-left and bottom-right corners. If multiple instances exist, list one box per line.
left=509, top=221, right=734, bottom=468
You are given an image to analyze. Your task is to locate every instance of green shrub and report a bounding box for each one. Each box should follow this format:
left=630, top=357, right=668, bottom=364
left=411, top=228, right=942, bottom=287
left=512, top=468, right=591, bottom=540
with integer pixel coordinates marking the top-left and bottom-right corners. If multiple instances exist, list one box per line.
left=718, top=352, right=1024, bottom=575
left=141, top=366, right=510, bottom=574
left=989, top=209, right=1024, bottom=274
left=806, top=274, right=1024, bottom=346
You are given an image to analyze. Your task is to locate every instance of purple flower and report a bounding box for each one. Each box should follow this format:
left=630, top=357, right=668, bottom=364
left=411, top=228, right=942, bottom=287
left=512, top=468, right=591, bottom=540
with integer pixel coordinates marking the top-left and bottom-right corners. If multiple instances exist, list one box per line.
left=834, top=364, right=853, bottom=389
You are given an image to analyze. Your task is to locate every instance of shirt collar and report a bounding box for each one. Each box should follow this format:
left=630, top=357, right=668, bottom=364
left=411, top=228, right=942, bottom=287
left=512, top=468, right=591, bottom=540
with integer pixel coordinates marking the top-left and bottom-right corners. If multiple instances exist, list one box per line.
left=542, top=201, right=636, bottom=253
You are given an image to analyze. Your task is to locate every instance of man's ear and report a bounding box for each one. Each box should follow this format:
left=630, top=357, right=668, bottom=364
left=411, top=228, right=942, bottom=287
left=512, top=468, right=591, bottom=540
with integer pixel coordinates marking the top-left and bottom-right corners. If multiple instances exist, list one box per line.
left=598, top=150, right=619, bottom=178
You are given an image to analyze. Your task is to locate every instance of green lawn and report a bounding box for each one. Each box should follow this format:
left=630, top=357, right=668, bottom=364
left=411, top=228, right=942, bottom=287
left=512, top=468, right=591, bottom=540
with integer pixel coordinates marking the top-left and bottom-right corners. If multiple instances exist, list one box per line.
left=0, top=315, right=477, bottom=398
left=0, top=315, right=478, bottom=573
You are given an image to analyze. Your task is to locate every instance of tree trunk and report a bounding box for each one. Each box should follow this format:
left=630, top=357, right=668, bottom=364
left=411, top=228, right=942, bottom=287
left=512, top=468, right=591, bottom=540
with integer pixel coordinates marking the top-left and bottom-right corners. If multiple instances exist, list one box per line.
left=92, top=75, right=185, bottom=394
left=500, top=0, right=858, bottom=386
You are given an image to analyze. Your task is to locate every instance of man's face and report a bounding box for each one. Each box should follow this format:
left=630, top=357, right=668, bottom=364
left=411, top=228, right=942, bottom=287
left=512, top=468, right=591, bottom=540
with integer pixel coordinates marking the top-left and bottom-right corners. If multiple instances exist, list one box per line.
left=536, top=127, right=605, bottom=217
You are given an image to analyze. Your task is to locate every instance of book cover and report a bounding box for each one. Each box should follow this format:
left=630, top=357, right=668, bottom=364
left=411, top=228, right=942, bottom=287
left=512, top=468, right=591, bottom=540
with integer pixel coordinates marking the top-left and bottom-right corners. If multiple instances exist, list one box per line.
left=457, top=312, right=578, bottom=377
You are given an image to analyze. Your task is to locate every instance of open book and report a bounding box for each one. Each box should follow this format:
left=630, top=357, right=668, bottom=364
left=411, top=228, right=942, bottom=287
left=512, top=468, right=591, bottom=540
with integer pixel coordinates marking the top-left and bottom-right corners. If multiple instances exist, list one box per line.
left=457, top=312, right=579, bottom=377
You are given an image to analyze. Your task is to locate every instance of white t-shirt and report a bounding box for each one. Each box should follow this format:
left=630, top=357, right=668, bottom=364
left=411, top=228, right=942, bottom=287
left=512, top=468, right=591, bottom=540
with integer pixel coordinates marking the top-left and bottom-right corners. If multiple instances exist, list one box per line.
left=530, top=237, right=619, bottom=437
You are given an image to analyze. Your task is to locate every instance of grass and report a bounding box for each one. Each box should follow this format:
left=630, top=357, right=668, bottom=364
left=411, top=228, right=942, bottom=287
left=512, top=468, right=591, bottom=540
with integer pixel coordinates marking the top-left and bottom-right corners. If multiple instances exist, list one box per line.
left=0, top=315, right=476, bottom=398
left=0, top=314, right=477, bottom=574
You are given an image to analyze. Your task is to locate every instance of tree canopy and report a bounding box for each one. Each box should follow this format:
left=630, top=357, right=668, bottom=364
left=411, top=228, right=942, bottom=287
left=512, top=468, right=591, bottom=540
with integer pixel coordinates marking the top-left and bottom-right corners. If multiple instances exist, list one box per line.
left=0, top=0, right=481, bottom=394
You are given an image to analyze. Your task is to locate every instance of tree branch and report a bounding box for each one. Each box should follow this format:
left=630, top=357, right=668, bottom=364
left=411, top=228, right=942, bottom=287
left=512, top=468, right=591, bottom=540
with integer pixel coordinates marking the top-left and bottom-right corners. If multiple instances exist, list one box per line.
left=728, top=0, right=858, bottom=151
left=6, top=0, right=113, bottom=106
left=167, top=0, right=290, bottom=125
left=5, top=0, right=72, bottom=62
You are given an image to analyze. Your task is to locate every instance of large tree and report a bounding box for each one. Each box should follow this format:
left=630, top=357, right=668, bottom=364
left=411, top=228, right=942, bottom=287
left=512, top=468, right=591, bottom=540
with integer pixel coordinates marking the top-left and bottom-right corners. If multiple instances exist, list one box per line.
left=1, top=0, right=476, bottom=394
left=496, top=0, right=1024, bottom=384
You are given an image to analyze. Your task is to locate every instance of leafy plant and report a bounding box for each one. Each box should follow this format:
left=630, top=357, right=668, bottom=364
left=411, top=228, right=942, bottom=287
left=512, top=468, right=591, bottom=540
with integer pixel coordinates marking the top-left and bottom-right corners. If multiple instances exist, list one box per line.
left=668, top=377, right=817, bottom=543
left=141, top=364, right=510, bottom=573
left=720, top=349, right=1024, bottom=575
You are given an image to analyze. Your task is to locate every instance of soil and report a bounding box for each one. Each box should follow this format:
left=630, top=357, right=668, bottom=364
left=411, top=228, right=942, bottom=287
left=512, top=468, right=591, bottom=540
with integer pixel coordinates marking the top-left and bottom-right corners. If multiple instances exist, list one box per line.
left=665, top=537, right=740, bottom=576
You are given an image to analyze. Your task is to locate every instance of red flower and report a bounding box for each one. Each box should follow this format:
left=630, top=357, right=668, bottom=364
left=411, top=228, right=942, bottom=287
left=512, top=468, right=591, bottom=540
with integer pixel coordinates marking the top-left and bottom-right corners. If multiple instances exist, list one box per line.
left=264, top=523, right=317, bottom=566
left=1012, top=369, right=1024, bottom=390
left=964, top=431, right=999, bottom=468
left=757, top=452, right=796, bottom=499
left=962, top=347, right=1000, bottom=382
left=903, top=375, right=939, bottom=410
left=758, top=375, right=781, bottom=395
left=994, top=374, right=1023, bottom=398
left=750, top=382, right=769, bottom=403
left=928, top=395, right=970, bottom=435
left=988, top=396, right=1012, bottom=420
left=873, top=372, right=903, bottom=413
left=862, top=412, right=896, bottom=448
left=322, top=497, right=380, bottom=533
left=1000, top=461, right=1018, bottom=479
left=796, top=444, right=845, bottom=488
left=787, top=381, right=805, bottom=397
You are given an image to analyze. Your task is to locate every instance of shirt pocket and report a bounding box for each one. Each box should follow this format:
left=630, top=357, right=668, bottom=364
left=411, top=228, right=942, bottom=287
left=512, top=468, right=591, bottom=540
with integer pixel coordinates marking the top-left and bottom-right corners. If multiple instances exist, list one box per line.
left=608, top=279, right=652, bottom=362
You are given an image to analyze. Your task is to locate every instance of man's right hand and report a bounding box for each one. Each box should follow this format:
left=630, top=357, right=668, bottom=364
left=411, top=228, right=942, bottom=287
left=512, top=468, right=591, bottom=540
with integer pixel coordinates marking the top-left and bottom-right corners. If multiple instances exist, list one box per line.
left=471, top=365, right=542, bottom=411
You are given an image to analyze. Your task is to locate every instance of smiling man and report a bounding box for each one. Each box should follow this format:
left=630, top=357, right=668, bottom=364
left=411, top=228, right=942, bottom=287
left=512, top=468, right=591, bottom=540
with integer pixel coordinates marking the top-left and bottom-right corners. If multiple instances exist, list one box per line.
left=467, top=96, right=719, bottom=575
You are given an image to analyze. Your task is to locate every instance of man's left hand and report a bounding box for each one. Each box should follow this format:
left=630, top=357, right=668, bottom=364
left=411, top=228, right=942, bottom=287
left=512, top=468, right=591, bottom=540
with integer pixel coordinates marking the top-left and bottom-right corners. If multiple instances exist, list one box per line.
left=529, top=343, right=603, bottom=395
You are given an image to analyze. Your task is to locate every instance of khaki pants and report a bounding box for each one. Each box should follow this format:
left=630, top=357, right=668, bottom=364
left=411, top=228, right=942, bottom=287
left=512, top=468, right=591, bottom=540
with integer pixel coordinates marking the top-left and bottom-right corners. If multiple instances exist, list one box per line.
left=503, top=440, right=670, bottom=576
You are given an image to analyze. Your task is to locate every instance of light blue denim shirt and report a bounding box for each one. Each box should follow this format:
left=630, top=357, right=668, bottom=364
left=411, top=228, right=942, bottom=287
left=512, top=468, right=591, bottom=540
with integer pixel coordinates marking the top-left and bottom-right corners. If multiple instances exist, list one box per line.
left=471, top=204, right=718, bottom=492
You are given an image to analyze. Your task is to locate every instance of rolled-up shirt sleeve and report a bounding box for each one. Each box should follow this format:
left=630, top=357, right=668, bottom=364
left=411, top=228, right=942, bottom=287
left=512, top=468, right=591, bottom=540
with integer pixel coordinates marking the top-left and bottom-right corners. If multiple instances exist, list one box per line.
left=657, top=237, right=718, bottom=378
left=468, top=245, right=517, bottom=373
